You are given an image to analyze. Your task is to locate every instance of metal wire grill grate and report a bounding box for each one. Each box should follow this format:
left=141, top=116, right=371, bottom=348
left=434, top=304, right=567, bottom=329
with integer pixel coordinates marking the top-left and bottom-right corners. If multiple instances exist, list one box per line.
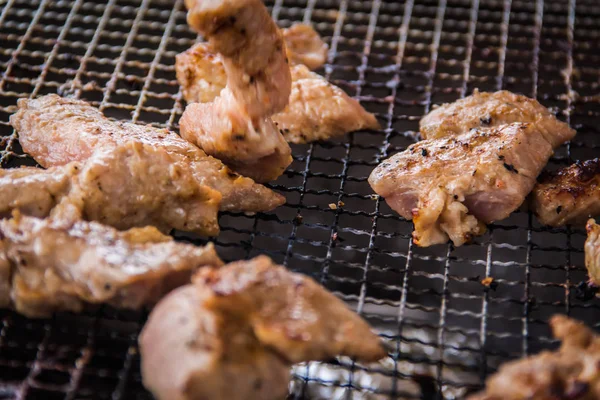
left=0, top=0, right=599, bottom=398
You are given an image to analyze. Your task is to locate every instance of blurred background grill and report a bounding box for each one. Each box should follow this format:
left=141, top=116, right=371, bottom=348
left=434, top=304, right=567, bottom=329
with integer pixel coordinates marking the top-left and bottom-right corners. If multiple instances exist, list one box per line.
left=0, top=0, right=599, bottom=398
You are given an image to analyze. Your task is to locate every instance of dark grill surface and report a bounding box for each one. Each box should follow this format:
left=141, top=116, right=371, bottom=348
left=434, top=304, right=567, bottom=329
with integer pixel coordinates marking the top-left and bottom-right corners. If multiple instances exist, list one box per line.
left=0, top=0, right=599, bottom=398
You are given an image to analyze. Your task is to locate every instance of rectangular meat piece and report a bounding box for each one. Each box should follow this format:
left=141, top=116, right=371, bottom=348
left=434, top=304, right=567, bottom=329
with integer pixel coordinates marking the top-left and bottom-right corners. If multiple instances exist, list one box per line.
left=585, top=219, right=600, bottom=286
left=531, top=159, right=600, bottom=227
left=369, top=123, right=554, bottom=247
left=0, top=213, right=223, bottom=318
left=10, top=94, right=284, bottom=213
left=420, top=90, right=576, bottom=148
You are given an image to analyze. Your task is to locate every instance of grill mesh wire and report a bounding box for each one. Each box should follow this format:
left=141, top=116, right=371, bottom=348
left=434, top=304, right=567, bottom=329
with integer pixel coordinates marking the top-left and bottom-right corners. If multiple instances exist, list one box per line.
left=0, top=0, right=599, bottom=398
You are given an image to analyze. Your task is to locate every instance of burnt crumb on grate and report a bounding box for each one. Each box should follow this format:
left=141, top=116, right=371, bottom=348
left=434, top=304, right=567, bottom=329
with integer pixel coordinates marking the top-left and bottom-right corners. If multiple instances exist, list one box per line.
left=481, top=277, right=498, bottom=291
left=575, top=280, right=598, bottom=301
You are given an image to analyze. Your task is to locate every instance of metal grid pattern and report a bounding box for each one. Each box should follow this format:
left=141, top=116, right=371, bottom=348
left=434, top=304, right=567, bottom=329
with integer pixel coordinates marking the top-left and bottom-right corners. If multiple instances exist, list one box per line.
left=0, top=0, right=599, bottom=398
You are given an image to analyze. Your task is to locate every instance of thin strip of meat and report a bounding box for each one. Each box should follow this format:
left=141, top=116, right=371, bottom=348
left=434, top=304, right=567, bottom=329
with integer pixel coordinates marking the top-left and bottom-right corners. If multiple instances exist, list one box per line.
left=0, top=143, right=221, bottom=236
left=369, top=123, right=555, bottom=247
left=469, top=315, right=600, bottom=400
left=139, top=255, right=386, bottom=400
left=0, top=212, right=223, bottom=318
left=176, top=23, right=327, bottom=105
left=531, top=159, right=600, bottom=227
left=181, top=0, right=293, bottom=182
left=10, top=94, right=284, bottom=213
left=420, top=90, right=576, bottom=148
left=584, top=219, right=600, bottom=285
left=185, top=0, right=292, bottom=118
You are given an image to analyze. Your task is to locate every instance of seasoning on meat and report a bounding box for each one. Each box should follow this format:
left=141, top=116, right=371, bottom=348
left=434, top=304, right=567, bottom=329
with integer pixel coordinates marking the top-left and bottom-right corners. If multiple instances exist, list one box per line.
left=180, top=0, right=293, bottom=182
left=10, top=94, right=284, bottom=213
left=469, top=315, right=600, bottom=400
left=0, top=142, right=221, bottom=235
left=584, top=219, right=600, bottom=286
left=175, top=23, right=327, bottom=105
left=0, top=212, right=223, bottom=318
left=420, top=90, right=576, bottom=148
left=139, top=255, right=386, bottom=400
left=369, top=123, right=555, bottom=247
left=532, top=159, right=600, bottom=227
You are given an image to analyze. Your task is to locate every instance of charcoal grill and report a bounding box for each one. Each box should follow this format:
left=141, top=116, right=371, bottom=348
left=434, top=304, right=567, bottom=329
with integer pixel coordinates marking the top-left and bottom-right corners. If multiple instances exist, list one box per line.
left=0, top=0, right=599, bottom=398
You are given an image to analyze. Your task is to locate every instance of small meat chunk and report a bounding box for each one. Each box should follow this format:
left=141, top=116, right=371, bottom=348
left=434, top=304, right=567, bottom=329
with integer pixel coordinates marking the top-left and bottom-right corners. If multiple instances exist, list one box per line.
left=274, top=65, right=379, bottom=143
left=585, top=219, right=600, bottom=285
left=180, top=87, right=292, bottom=183
left=185, top=0, right=292, bottom=118
left=420, top=90, right=576, bottom=148
left=531, top=159, right=600, bottom=227
left=0, top=213, right=223, bottom=318
left=139, top=255, right=386, bottom=400
left=469, top=315, right=600, bottom=400
left=369, top=123, right=554, bottom=247
left=282, top=23, right=328, bottom=70
left=10, top=94, right=284, bottom=213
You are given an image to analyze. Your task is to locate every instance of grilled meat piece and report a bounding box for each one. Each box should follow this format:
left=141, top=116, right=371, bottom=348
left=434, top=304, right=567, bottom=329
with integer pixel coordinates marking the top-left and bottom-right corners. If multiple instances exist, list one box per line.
left=175, top=24, right=326, bottom=105
left=185, top=0, right=292, bottom=118
left=420, top=90, right=576, bottom=148
left=181, top=0, right=294, bottom=182
left=531, top=159, right=600, bottom=227
left=281, top=23, right=328, bottom=70
left=139, top=255, right=386, bottom=400
left=274, top=65, right=379, bottom=143
left=0, top=213, right=223, bottom=318
left=180, top=87, right=292, bottom=183
left=584, top=219, right=600, bottom=285
left=469, top=315, right=600, bottom=400
left=0, top=143, right=221, bottom=236
left=10, top=94, right=284, bottom=213
left=369, top=123, right=555, bottom=247
left=176, top=56, right=378, bottom=144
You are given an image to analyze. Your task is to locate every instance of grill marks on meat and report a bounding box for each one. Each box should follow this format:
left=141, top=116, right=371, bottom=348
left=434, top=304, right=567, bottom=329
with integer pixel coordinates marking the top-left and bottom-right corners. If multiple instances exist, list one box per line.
left=469, top=315, right=600, bottom=400
left=10, top=94, right=284, bottom=213
left=532, top=159, right=600, bottom=227
left=176, top=27, right=378, bottom=145
left=585, top=219, right=600, bottom=286
left=369, top=123, right=554, bottom=247
left=0, top=213, right=223, bottom=318
left=420, top=90, right=576, bottom=148
left=139, top=255, right=386, bottom=400
left=181, top=0, right=293, bottom=182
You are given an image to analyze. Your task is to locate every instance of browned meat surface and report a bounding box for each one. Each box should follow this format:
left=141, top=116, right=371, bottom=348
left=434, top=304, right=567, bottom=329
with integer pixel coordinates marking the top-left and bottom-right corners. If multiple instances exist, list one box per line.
left=180, top=87, right=292, bottom=183
left=282, top=23, right=328, bottom=70
left=0, top=213, right=223, bottom=318
left=0, top=143, right=221, bottom=236
left=175, top=24, right=326, bottom=105
left=10, top=94, right=284, bottom=213
left=139, top=255, right=386, bottom=400
left=585, top=219, right=600, bottom=285
left=369, top=123, right=554, bottom=247
left=469, top=315, right=600, bottom=400
left=181, top=0, right=294, bottom=182
left=0, top=164, right=77, bottom=219
left=531, top=159, right=600, bottom=227
left=274, top=65, right=379, bottom=143
left=185, top=0, right=291, bottom=118
left=420, top=90, right=576, bottom=148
